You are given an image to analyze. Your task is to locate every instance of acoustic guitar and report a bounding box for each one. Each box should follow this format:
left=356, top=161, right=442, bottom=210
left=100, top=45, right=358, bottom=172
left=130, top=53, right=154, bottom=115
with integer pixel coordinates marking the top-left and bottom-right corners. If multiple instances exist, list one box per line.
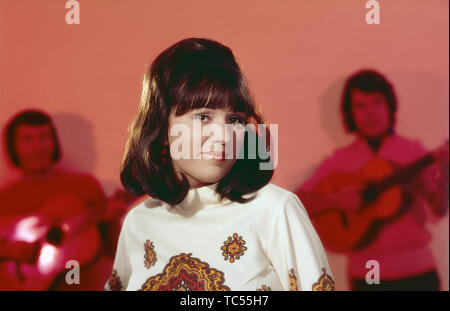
left=0, top=194, right=103, bottom=290
left=313, top=141, right=448, bottom=253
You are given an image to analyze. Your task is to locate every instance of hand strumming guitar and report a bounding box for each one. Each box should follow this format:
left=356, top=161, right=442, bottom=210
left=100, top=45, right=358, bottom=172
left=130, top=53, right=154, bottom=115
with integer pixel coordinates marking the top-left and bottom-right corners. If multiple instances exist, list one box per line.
left=0, top=239, right=41, bottom=264
left=330, top=186, right=363, bottom=213
left=417, top=141, right=449, bottom=216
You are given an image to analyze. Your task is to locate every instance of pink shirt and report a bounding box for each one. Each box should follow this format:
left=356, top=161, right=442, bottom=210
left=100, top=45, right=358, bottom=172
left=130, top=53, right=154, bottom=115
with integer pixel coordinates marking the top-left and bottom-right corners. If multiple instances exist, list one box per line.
left=300, top=134, right=439, bottom=279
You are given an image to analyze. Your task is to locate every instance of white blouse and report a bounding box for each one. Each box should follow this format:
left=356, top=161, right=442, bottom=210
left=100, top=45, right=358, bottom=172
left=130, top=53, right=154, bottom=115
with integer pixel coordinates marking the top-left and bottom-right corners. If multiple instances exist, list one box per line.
left=105, top=182, right=335, bottom=291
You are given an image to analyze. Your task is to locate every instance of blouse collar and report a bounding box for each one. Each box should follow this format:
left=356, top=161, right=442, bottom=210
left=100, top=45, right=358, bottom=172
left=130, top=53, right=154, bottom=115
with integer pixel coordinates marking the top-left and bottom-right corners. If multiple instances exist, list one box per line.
left=173, top=182, right=231, bottom=213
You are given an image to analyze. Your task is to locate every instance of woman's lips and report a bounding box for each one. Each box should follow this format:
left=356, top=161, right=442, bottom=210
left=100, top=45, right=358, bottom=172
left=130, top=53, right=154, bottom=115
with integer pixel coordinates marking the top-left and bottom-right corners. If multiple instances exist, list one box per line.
left=202, top=151, right=227, bottom=160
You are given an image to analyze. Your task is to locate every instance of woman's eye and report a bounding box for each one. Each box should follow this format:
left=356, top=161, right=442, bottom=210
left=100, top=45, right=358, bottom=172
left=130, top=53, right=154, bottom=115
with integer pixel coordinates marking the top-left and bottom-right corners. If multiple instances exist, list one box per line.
left=228, top=116, right=245, bottom=125
left=193, top=114, right=210, bottom=122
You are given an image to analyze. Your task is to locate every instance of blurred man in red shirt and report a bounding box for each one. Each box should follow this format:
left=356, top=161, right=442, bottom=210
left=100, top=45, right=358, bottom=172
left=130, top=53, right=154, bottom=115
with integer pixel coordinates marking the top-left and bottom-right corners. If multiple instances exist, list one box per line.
left=0, top=109, right=109, bottom=290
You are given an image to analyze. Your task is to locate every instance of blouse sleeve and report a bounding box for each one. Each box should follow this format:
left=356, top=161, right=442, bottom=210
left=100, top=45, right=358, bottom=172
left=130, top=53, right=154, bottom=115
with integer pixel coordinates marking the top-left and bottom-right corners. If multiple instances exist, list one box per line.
left=104, top=212, right=132, bottom=291
left=267, top=193, right=335, bottom=291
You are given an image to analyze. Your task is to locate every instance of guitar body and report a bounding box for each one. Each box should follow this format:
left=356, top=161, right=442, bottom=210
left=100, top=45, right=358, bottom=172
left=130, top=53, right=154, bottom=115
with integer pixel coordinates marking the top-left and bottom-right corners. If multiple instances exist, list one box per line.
left=0, top=194, right=101, bottom=290
left=313, top=158, right=403, bottom=253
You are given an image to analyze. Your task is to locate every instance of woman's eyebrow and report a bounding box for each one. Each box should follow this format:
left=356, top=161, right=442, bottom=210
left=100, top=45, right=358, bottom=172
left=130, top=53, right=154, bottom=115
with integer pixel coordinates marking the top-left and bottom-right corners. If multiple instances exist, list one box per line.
left=189, top=108, right=246, bottom=116
left=227, top=111, right=246, bottom=116
left=191, top=107, right=214, bottom=113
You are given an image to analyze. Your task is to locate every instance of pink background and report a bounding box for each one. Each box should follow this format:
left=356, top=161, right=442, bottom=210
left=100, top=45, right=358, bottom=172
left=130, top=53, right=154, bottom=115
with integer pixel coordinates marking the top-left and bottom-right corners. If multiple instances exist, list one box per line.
left=0, top=0, right=448, bottom=290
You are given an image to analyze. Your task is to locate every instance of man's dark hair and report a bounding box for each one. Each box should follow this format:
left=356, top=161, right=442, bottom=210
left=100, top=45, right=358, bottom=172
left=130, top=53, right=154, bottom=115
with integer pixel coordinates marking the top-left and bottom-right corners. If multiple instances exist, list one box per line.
left=341, top=69, right=397, bottom=132
left=4, top=109, right=61, bottom=167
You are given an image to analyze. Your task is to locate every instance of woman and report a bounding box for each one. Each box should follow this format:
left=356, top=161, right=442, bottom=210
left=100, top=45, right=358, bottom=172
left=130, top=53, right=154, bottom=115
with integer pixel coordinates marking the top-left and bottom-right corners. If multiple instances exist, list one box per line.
left=105, top=37, right=334, bottom=291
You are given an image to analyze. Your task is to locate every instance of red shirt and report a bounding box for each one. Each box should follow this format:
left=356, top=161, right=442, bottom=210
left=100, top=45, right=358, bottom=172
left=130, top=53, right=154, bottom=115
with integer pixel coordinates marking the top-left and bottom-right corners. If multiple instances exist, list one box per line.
left=0, top=169, right=105, bottom=217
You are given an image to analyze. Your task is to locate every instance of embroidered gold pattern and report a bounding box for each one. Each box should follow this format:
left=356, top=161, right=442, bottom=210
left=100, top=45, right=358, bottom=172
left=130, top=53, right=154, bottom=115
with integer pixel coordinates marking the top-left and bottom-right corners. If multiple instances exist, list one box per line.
left=144, top=239, right=157, bottom=269
left=312, top=268, right=336, bottom=291
left=289, top=268, right=298, bottom=291
left=106, top=269, right=123, bottom=291
left=257, top=285, right=272, bottom=291
left=140, top=253, right=230, bottom=291
left=221, top=233, right=247, bottom=263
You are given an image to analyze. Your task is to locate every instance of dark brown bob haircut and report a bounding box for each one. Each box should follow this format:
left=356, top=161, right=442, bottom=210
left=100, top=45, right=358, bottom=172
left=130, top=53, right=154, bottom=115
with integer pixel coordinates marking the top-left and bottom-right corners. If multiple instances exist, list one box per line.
left=341, top=69, right=397, bottom=133
left=4, top=109, right=62, bottom=167
left=120, top=37, right=274, bottom=205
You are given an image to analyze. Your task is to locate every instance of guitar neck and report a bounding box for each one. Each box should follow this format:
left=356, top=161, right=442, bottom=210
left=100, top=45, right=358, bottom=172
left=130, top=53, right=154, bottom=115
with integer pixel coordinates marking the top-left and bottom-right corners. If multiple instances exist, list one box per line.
left=58, top=206, right=105, bottom=239
left=376, top=153, right=435, bottom=193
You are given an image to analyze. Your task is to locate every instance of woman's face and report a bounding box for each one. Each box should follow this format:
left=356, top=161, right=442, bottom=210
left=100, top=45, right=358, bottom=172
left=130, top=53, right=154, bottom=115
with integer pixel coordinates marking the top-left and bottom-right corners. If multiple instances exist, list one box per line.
left=167, top=107, right=246, bottom=188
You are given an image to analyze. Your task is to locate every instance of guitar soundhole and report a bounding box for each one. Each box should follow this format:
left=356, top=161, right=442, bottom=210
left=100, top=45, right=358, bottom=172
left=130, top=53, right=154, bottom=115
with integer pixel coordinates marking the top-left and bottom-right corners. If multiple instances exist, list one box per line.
left=339, top=211, right=349, bottom=228
left=46, top=226, right=64, bottom=245
left=362, top=184, right=378, bottom=203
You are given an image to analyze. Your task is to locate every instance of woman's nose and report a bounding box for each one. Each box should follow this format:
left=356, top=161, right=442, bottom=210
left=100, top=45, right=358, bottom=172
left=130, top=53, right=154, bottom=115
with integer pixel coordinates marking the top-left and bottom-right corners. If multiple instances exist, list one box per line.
left=203, top=119, right=234, bottom=146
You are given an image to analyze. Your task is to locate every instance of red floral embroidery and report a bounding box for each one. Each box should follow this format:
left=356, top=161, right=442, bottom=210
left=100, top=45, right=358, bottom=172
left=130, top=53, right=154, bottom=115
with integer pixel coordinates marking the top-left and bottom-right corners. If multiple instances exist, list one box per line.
left=144, top=240, right=157, bottom=269
left=257, top=285, right=272, bottom=291
left=312, top=268, right=336, bottom=291
left=140, top=253, right=230, bottom=291
left=107, top=270, right=123, bottom=291
left=221, top=233, right=247, bottom=263
left=289, top=268, right=298, bottom=291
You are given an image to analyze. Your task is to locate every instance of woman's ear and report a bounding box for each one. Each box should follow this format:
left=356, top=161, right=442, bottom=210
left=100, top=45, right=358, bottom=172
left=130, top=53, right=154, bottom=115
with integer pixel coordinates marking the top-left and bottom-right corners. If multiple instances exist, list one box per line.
left=163, top=136, right=169, bottom=147
left=161, top=138, right=170, bottom=163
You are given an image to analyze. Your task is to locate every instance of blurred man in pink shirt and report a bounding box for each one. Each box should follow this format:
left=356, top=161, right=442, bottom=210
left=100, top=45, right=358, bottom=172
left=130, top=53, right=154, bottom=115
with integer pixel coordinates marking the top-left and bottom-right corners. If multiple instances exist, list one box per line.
left=297, top=69, right=448, bottom=290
